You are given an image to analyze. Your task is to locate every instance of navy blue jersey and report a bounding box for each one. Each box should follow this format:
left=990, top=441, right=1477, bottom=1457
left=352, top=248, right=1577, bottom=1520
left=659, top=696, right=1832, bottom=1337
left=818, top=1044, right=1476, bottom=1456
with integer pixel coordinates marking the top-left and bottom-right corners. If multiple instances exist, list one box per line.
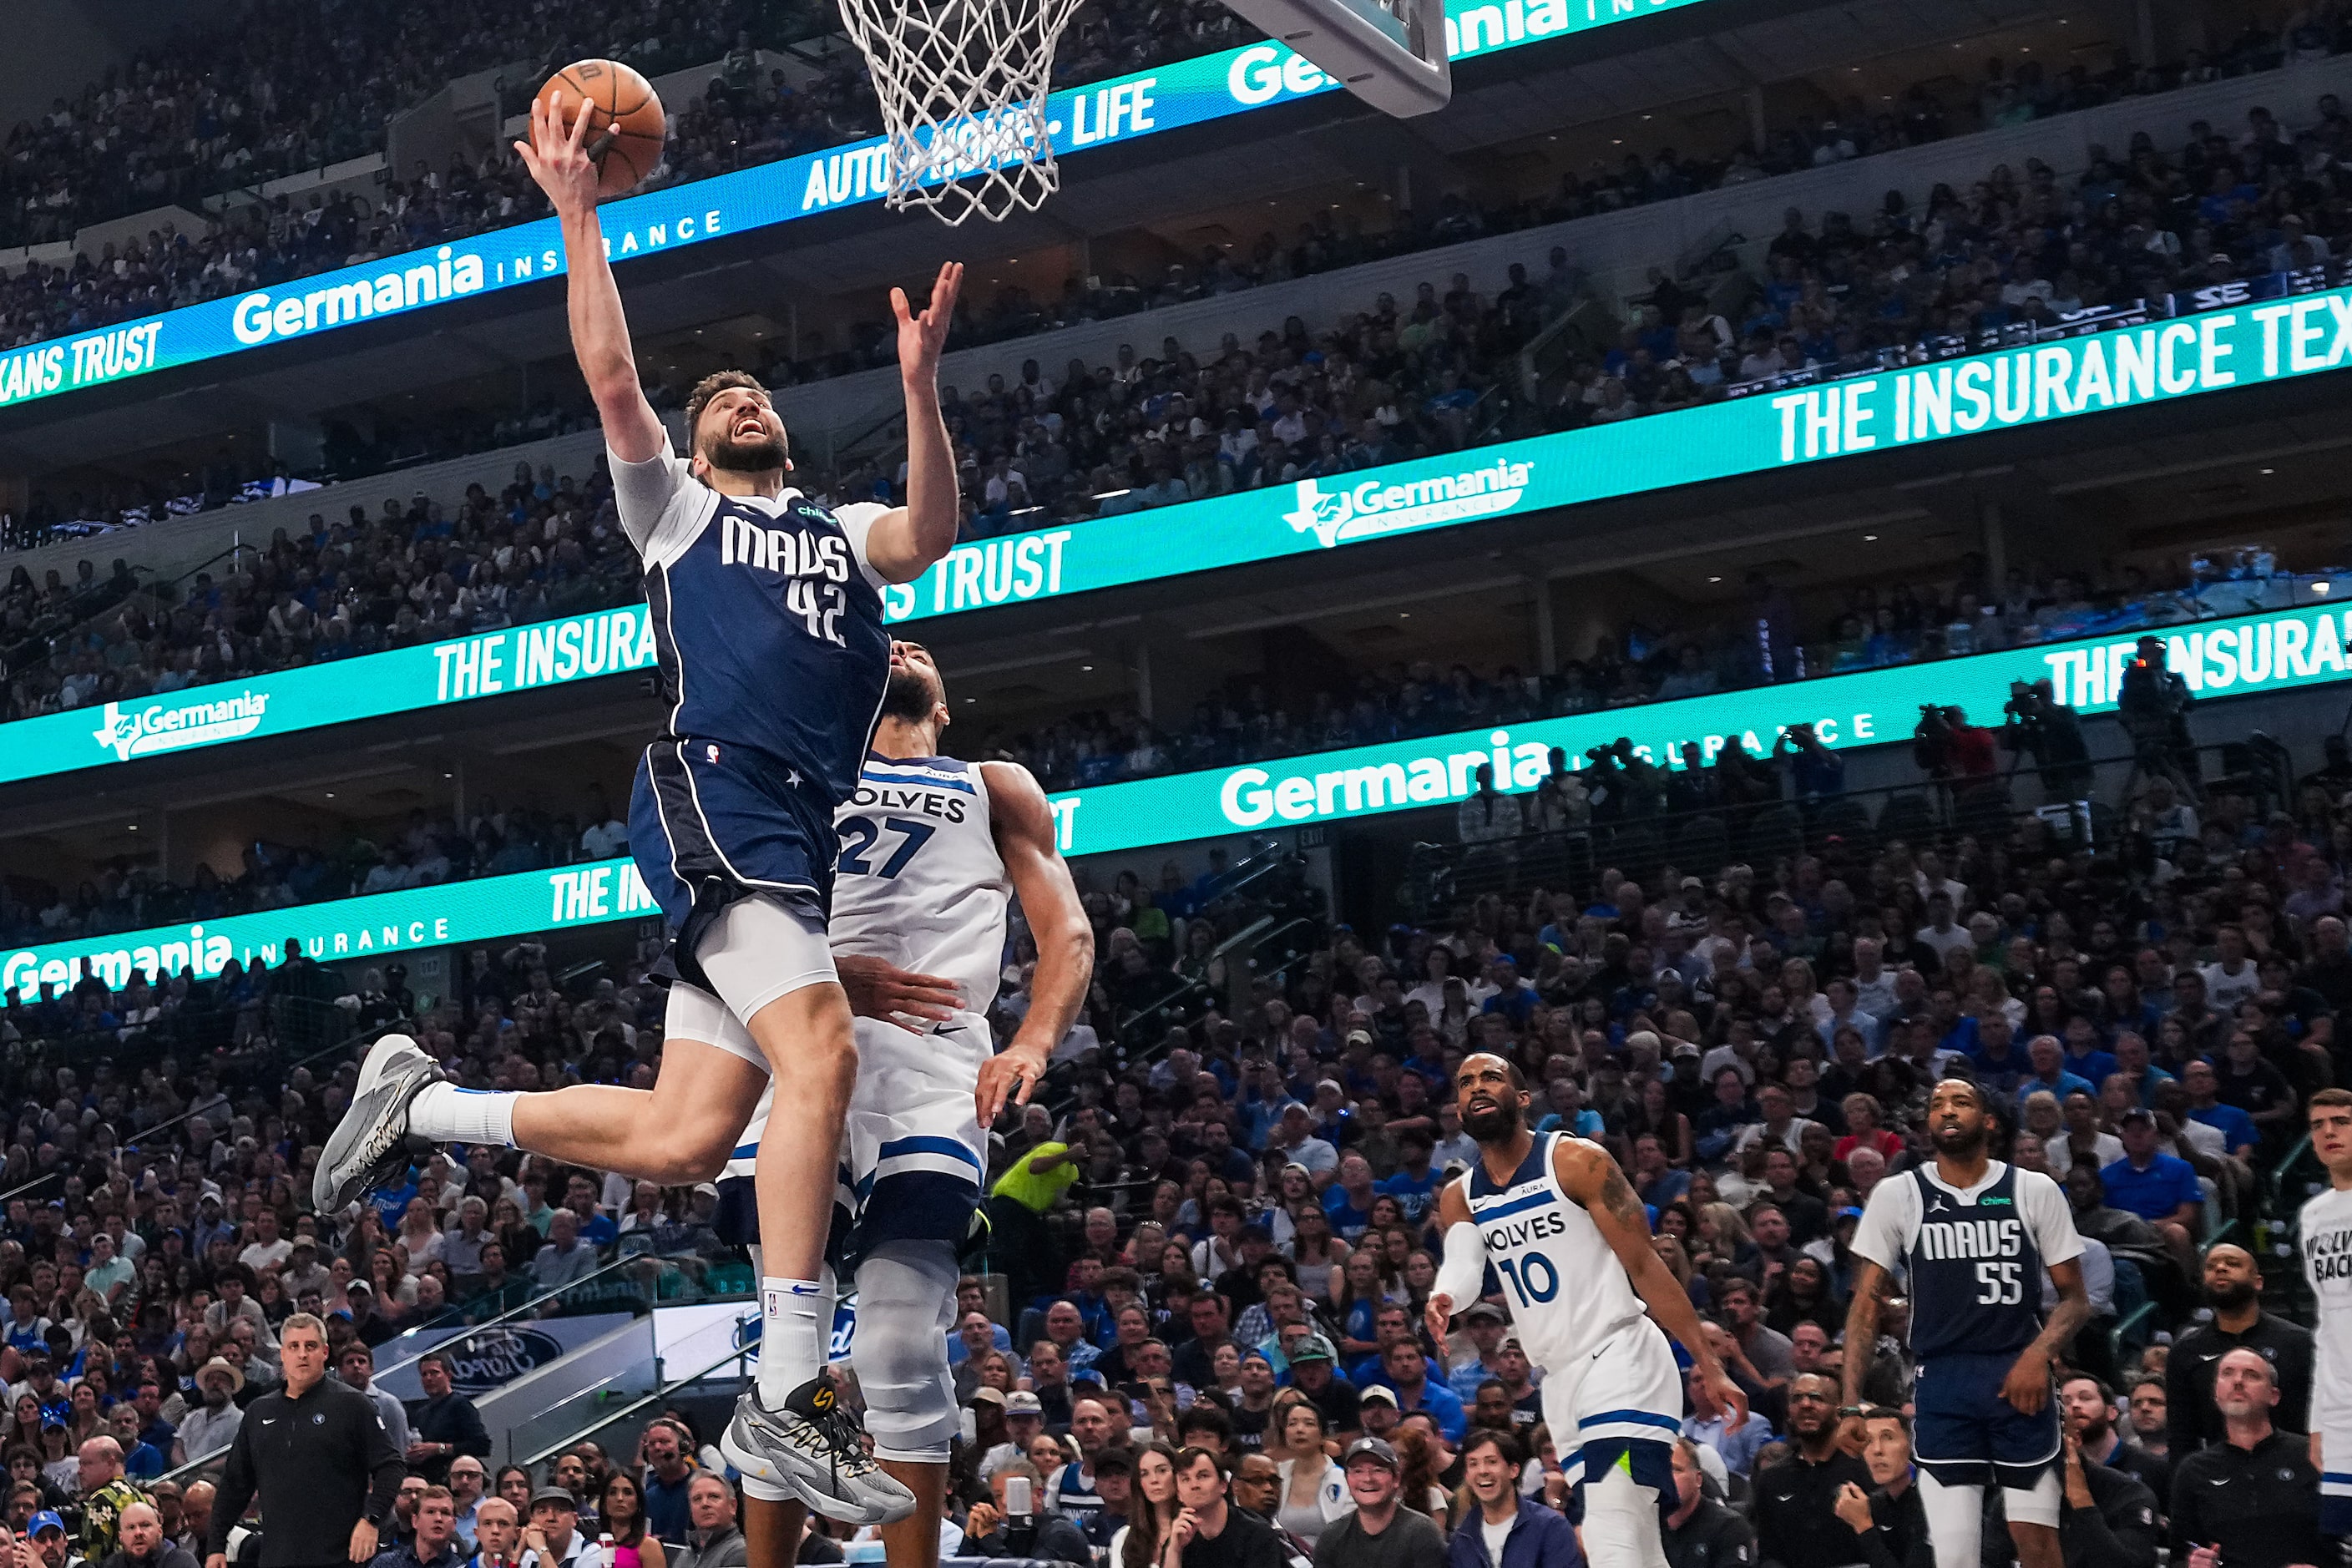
left=1852, top=1160, right=2081, bottom=1361
left=616, top=441, right=892, bottom=814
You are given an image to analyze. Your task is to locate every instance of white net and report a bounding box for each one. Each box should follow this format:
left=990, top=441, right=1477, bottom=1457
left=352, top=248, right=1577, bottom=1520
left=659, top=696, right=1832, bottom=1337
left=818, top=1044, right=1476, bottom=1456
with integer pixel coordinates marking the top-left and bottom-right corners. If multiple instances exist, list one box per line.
left=839, top=0, right=1089, bottom=225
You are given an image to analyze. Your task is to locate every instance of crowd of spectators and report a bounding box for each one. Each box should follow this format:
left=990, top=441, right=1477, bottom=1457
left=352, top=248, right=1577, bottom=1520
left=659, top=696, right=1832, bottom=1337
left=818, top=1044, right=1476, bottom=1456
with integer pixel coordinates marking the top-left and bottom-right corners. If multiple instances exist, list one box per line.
left=11, top=51, right=2352, bottom=716
left=0, top=534, right=2307, bottom=947
left=4, top=704, right=2352, bottom=1564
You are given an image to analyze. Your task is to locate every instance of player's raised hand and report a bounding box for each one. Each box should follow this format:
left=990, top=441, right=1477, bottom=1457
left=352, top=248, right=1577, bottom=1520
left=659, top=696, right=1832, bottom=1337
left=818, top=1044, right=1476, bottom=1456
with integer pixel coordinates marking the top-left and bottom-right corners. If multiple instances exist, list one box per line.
left=834, top=953, right=961, bottom=1031
left=893, top=261, right=964, bottom=382
left=514, top=89, right=603, bottom=217
left=976, top=1039, right=1051, bottom=1127
left=1424, top=1292, right=1454, bottom=1348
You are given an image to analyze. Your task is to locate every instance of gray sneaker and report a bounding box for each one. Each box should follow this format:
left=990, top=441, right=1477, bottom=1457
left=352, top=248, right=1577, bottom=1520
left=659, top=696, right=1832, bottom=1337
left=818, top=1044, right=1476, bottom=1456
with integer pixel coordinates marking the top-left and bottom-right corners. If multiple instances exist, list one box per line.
left=719, top=1372, right=914, bottom=1525
left=313, top=1034, right=440, bottom=1213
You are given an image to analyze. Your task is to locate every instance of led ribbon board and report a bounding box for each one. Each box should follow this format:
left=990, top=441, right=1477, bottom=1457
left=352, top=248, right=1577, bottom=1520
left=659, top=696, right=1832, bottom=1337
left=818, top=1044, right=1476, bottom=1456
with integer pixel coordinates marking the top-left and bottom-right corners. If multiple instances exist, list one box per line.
left=4, top=285, right=2349, bottom=786
left=0, top=0, right=1716, bottom=414
left=9, top=596, right=2346, bottom=995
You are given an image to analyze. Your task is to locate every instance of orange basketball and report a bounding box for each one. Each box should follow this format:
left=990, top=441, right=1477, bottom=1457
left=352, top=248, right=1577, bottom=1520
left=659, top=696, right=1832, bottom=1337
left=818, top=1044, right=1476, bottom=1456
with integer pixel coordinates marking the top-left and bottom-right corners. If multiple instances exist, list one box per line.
left=534, top=59, right=665, bottom=198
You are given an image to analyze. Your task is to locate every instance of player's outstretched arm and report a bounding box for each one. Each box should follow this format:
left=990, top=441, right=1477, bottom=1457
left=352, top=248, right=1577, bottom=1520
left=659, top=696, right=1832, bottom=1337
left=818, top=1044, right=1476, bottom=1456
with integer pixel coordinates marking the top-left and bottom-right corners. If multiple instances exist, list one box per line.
left=975, top=760, right=1093, bottom=1125
left=1424, top=1179, right=1485, bottom=1345
left=513, top=91, right=662, bottom=463
left=864, top=262, right=966, bottom=584
left=1557, top=1138, right=1748, bottom=1429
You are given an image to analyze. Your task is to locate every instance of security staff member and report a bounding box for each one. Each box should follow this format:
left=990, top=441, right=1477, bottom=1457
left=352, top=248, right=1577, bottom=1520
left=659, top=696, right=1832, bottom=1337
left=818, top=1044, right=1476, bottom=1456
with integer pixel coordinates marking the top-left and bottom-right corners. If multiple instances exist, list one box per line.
left=2167, top=1350, right=2322, bottom=1568
left=1755, top=1376, right=1869, bottom=1568
left=205, top=1313, right=405, bottom=1568
left=1663, top=1439, right=1755, bottom=1568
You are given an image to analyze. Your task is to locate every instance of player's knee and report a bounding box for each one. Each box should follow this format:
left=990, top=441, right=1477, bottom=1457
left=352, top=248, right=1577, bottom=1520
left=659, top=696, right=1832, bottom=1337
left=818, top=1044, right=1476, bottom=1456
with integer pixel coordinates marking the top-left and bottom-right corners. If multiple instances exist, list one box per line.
left=852, top=1246, right=959, bottom=1449
left=1579, top=1459, right=1664, bottom=1565
left=645, top=1122, right=736, bottom=1184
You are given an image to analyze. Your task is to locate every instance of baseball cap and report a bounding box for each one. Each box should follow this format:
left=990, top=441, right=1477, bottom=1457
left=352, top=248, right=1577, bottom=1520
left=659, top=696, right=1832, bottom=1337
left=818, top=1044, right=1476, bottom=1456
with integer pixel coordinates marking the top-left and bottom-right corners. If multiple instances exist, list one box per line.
left=1346, top=1029, right=1374, bottom=1047
left=1358, top=1385, right=1399, bottom=1408
left=2118, top=1106, right=2156, bottom=1127
left=1091, top=1448, right=1136, bottom=1474
left=1004, top=1392, right=1044, bottom=1417
left=1344, top=1436, right=1399, bottom=1470
left=1462, top=1302, right=1506, bottom=1324
left=970, top=1386, right=1007, bottom=1406
left=1624, top=1029, right=1660, bottom=1055
left=1287, top=1334, right=1336, bottom=1365
left=529, top=1485, right=579, bottom=1511
left=28, top=1513, right=63, bottom=1540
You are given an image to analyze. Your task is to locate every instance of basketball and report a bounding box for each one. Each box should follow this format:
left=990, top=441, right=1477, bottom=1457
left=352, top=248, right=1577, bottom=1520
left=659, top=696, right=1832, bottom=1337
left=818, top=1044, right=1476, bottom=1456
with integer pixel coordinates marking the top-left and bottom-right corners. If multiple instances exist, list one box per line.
left=533, top=58, right=665, bottom=198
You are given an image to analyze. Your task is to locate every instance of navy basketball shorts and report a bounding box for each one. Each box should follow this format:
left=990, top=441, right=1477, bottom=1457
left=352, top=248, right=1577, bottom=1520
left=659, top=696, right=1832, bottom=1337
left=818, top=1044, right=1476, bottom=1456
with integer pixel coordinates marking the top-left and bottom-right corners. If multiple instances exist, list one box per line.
left=1912, top=1350, right=2061, bottom=1489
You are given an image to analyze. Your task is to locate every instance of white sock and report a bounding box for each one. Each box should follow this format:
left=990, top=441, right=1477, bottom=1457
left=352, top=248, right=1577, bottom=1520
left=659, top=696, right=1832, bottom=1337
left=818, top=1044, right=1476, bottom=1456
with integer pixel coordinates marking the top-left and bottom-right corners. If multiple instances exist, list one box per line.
left=759, top=1277, right=828, bottom=1405
left=407, top=1084, right=518, bottom=1147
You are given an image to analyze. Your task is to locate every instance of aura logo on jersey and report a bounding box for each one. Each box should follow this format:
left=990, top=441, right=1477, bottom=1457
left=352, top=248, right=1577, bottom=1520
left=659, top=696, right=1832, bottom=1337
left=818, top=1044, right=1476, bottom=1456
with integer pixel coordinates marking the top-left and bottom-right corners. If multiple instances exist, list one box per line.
left=1284, top=459, right=1535, bottom=548
left=90, top=690, right=271, bottom=761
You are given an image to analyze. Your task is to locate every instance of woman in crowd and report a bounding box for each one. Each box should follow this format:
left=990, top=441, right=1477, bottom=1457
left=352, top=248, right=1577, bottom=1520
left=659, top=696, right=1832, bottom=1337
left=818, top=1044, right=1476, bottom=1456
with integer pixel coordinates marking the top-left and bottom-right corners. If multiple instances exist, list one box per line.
left=1267, top=1396, right=1350, bottom=1548
left=597, top=1470, right=665, bottom=1568
left=1286, top=1205, right=1348, bottom=1307
left=1111, top=1441, right=1182, bottom=1568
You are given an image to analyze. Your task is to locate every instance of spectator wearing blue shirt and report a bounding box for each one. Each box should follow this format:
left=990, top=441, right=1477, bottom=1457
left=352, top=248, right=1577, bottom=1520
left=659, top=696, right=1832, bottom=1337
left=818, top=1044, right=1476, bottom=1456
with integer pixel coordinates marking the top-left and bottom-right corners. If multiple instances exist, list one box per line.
left=1533, top=1076, right=1602, bottom=1139
left=2011, top=1035, right=2094, bottom=1118
left=1370, top=1338, right=1467, bottom=1442
left=1682, top=1364, right=1773, bottom=1477
left=1323, top=1154, right=1379, bottom=1242
left=1378, top=1130, right=1444, bottom=1224
left=2060, top=1022, right=2119, bottom=1090
left=2100, top=1108, right=2203, bottom=1274
left=1482, top=959, right=1538, bottom=1028
left=562, top=1176, right=617, bottom=1246
left=2183, top=1060, right=2260, bottom=1160
left=1969, top=1016, right=2030, bottom=1095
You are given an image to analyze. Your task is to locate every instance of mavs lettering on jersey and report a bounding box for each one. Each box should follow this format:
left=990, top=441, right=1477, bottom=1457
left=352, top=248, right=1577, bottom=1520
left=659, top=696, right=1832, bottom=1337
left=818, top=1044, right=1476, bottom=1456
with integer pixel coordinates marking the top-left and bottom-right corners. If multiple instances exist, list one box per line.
left=612, top=442, right=893, bottom=927
left=1904, top=1165, right=2046, bottom=1357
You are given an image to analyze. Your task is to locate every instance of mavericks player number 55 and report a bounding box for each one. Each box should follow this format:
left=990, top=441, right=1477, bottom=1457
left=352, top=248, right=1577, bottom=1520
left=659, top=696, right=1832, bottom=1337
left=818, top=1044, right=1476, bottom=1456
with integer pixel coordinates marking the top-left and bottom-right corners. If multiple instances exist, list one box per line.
left=1843, top=1079, right=2090, bottom=1568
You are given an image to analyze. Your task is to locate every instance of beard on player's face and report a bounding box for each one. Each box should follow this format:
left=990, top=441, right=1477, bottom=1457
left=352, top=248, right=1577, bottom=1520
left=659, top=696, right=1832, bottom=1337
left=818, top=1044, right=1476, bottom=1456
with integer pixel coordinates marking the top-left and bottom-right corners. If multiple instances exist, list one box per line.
left=1930, top=1116, right=1987, bottom=1157
left=881, top=667, right=943, bottom=724
left=701, top=429, right=789, bottom=473
left=1460, top=1095, right=1520, bottom=1144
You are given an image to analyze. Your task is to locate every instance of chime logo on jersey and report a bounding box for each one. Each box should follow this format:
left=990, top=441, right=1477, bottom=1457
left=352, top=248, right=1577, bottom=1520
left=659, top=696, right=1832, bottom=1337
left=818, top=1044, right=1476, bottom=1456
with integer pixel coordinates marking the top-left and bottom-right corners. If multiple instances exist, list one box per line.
left=1283, top=458, right=1534, bottom=548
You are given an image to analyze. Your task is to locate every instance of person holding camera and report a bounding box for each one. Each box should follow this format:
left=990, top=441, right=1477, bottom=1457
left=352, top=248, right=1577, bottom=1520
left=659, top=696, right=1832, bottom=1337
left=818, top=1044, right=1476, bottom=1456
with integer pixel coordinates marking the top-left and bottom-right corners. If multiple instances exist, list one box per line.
left=1773, top=724, right=1845, bottom=803
left=2002, top=679, right=2092, bottom=799
left=2117, top=637, right=2198, bottom=796
left=957, top=1461, right=1090, bottom=1563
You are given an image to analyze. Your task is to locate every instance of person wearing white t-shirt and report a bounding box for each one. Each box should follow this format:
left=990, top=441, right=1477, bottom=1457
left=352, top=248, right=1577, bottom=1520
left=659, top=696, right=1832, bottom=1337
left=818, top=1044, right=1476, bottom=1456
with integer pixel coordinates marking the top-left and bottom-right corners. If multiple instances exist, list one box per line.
left=2201, top=925, right=2262, bottom=1011
left=1915, top=893, right=1973, bottom=965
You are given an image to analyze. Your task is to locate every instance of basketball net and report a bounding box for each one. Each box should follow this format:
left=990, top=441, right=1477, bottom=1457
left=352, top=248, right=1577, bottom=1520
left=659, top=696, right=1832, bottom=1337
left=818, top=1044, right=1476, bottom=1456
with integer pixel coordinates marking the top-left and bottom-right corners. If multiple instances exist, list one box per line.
left=840, top=0, right=1085, bottom=225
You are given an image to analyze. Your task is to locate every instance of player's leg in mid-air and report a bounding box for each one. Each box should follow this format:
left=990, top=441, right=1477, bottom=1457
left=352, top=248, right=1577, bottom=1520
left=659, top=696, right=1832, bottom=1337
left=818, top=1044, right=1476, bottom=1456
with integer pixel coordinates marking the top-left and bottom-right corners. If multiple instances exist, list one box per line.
left=729, top=1014, right=977, bottom=1566
left=315, top=944, right=900, bottom=1523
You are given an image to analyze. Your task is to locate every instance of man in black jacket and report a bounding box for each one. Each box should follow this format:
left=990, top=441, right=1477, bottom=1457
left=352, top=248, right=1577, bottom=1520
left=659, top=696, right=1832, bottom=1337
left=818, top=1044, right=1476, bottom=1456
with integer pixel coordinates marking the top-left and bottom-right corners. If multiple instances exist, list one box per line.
left=102, top=1502, right=200, bottom=1568
left=2056, top=1376, right=2168, bottom=1515
left=1754, top=1375, right=1870, bottom=1568
left=1984, top=1428, right=2161, bottom=1568
left=205, top=1313, right=405, bottom=1568
left=2163, top=1246, right=2313, bottom=1453
left=2168, top=1349, right=2322, bottom=1568
left=1663, top=1439, right=1755, bottom=1568
left=1831, top=1410, right=1927, bottom=1568
left=404, top=1358, right=491, bottom=1489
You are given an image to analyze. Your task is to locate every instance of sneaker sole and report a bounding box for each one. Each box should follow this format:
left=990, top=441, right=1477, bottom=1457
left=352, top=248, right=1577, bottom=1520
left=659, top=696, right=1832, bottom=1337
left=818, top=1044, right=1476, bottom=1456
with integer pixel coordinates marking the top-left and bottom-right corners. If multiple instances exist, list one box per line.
left=720, top=1421, right=911, bottom=1525
left=316, top=1037, right=437, bottom=1212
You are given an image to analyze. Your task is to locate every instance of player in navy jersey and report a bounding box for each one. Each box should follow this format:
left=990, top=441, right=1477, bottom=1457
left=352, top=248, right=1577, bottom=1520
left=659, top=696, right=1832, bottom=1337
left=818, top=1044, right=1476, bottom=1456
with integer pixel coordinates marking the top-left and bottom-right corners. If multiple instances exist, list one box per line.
left=1843, top=1079, right=2090, bottom=1568
left=312, top=89, right=963, bottom=1525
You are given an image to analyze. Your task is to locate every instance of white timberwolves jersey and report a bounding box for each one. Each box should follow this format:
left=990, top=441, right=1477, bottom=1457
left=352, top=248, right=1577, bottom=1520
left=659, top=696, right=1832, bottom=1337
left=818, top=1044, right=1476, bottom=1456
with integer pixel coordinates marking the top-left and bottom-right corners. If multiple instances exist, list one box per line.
left=829, top=752, right=1011, bottom=1015
left=1466, top=1132, right=1646, bottom=1373
left=2300, top=1186, right=2352, bottom=1435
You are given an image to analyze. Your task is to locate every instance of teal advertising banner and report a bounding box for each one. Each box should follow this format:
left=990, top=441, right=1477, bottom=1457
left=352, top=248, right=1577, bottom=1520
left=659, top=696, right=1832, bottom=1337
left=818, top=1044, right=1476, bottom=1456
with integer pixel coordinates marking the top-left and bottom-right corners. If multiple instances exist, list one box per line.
left=10, top=285, right=2352, bottom=786
left=0, top=0, right=1713, bottom=417
left=10, top=598, right=2349, bottom=995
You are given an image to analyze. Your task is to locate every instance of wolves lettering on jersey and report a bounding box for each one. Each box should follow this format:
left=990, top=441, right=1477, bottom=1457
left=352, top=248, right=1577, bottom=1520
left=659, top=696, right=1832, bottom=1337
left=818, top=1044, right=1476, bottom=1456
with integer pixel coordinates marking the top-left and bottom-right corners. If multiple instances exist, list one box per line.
left=2298, top=1185, right=2352, bottom=1498
left=1465, top=1133, right=1643, bottom=1376
left=832, top=755, right=1012, bottom=1015
left=645, top=488, right=889, bottom=809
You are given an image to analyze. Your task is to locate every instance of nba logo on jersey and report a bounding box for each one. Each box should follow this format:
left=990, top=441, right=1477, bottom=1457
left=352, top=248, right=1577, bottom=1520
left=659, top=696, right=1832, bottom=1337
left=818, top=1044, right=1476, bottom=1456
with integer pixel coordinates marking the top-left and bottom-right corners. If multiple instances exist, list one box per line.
left=706, top=742, right=721, bottom=762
